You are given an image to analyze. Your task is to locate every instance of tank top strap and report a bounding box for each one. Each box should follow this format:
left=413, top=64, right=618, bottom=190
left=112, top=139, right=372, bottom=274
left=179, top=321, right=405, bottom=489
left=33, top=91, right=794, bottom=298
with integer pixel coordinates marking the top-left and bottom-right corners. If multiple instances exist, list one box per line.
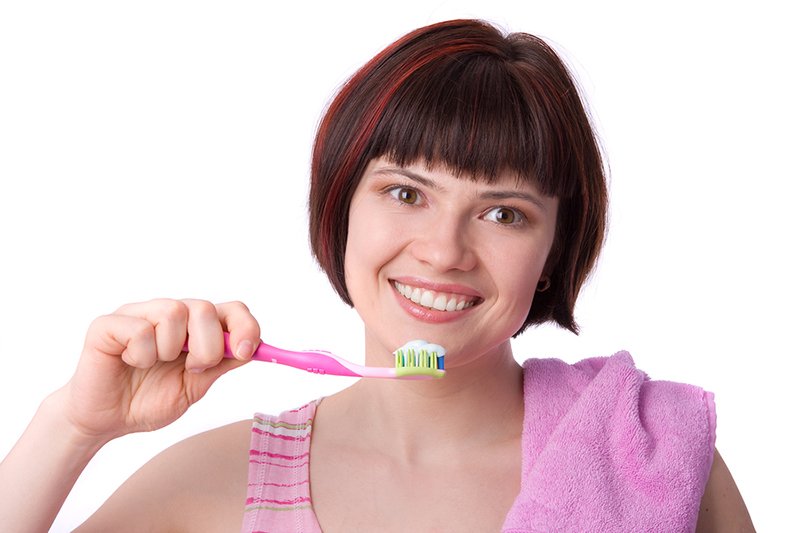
left=240, top=400, right=323, bottom=533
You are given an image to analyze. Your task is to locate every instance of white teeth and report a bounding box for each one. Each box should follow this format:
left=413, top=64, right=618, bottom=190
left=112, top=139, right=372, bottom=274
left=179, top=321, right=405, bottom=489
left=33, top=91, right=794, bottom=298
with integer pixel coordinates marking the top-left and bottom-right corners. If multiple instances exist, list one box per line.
left=411, top=287, right=422, bottom=302
left=393, top=281, right=477, bottom=312
left=432, top=294, right=447, bottom=311
left=420, top=290, right=435, bottom=308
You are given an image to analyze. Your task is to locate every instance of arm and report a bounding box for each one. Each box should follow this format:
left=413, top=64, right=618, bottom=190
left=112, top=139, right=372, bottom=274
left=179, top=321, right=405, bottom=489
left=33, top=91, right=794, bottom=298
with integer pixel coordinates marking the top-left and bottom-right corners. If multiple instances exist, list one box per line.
left=74, top=419, right=253, bottom=532
left=0, top=299, right=260, bottom=532
left=0, top=391, right=107, bottom=533
left=696, top=448, right=755, bottom=532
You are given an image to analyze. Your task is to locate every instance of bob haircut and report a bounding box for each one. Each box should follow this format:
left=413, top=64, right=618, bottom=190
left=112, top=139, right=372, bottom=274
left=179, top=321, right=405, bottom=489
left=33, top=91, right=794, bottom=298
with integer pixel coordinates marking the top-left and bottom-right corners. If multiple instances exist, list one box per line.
left=309, top=19, right=607, bottom=335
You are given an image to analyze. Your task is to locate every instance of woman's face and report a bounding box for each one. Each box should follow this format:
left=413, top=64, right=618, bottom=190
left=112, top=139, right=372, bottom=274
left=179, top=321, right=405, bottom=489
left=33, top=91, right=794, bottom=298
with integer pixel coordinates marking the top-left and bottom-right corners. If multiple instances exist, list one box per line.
left=344, top=156, right=559, bottom=367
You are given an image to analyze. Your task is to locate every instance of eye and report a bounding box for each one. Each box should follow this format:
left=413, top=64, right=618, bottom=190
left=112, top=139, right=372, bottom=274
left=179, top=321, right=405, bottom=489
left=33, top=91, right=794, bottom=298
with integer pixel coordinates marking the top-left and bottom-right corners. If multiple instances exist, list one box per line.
left=389, top=186, right=420, bottom=205
left=484, top=206, right=524, bottom=225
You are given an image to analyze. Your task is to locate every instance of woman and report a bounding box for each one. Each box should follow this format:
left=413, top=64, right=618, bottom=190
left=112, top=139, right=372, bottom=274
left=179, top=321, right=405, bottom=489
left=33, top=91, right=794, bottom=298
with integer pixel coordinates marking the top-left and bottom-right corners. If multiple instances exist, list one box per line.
left=0, top=19, right=753, bottom=532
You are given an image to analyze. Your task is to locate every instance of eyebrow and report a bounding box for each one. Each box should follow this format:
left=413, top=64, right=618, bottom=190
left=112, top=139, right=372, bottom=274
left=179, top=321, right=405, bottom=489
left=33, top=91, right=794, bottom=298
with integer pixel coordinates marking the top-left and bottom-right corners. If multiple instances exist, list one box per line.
left=373, top=166, right=549, bottom=212
left=373, top=167, right=443, bottom=191
left=478, top=189, right=548, bottom=212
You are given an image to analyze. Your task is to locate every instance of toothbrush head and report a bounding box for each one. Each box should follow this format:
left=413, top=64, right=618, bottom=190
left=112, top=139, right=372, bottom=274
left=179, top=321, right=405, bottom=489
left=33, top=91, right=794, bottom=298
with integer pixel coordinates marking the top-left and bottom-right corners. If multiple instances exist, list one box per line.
left=393, top=340, right=446, bottom=379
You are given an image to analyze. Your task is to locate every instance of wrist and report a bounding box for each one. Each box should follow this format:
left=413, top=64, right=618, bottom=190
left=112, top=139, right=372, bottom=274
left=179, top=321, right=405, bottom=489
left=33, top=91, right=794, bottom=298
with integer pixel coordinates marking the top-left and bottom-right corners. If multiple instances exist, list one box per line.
left=0, top=388, right=112, bottom=532
left=40, top=388, right=113, bottom=456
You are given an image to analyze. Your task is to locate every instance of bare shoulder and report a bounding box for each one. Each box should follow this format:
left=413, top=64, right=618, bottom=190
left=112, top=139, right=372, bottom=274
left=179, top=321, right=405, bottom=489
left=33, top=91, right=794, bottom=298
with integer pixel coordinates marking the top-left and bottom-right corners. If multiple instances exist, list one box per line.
left=76, top=418, right=253, bottom=533
left=696, top=448, right=756, bottom=532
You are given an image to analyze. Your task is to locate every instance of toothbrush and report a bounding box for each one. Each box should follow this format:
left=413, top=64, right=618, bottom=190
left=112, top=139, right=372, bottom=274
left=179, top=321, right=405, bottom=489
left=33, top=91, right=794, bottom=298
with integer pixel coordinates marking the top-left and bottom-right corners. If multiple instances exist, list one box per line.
left=208, top=333, right=445, bottom=379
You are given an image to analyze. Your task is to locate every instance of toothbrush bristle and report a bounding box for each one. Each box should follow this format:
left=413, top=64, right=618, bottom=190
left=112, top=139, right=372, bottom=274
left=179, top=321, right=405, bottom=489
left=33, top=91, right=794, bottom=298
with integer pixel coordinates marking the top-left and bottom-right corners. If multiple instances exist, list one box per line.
left=394, top=347, right=445, bottom=378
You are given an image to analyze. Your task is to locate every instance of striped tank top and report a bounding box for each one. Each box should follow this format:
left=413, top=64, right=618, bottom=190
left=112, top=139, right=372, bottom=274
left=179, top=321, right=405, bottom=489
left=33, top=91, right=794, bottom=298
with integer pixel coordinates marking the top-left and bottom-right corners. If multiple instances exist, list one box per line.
left=240, top=401, right=323, bottom=533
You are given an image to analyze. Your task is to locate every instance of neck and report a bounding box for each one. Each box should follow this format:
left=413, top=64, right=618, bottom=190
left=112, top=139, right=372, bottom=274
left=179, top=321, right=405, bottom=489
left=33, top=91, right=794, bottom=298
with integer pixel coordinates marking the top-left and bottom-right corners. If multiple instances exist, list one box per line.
left=322, top=340, right=524, bottom=465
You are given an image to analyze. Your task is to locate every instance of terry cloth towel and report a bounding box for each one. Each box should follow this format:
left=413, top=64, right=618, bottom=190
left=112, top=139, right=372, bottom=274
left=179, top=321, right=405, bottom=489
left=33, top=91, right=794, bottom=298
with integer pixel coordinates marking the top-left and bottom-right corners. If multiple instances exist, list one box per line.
left=502, top=351, right=717, bottom=533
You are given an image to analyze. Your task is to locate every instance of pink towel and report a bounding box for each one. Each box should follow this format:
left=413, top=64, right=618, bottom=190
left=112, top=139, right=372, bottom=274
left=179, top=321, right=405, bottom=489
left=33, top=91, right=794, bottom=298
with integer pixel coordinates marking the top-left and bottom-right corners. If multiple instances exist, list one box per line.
left=502, top=351, right=716, bottom=532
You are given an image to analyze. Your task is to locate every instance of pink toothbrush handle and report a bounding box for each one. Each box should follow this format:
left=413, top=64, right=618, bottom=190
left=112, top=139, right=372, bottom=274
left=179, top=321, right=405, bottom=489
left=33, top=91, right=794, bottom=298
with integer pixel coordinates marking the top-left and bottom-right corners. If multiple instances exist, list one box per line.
left=183, top=333, right=425, bottom=379
left=220, top=332, right=361, bottom=377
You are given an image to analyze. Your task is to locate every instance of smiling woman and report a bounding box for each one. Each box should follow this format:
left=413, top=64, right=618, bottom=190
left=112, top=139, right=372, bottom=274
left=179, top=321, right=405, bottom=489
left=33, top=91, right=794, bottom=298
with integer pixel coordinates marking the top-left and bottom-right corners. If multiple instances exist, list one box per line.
left=0, top=17, right=754, bottom=533
left=344, top=157, right=558, bottom=365
left=309, top=21, right=607, bottom=336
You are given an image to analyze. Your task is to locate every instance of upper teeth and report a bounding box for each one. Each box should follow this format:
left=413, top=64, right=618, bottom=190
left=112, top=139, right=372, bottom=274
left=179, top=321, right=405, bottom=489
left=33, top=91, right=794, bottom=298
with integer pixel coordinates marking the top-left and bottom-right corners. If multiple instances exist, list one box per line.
left=393, top=281, right=477, bottom=312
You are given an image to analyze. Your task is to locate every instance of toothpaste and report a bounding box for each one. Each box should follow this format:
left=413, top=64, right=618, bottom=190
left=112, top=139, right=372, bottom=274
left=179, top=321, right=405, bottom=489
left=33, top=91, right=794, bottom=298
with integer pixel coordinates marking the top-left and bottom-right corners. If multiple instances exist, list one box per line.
left=394, top=339, right=446, bottom=370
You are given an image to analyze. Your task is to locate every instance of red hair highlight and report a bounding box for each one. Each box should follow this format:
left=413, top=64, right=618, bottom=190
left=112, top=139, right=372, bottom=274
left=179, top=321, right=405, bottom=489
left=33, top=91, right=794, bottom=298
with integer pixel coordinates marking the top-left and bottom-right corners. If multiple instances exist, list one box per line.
left=309, top=19, right=607, bottom=334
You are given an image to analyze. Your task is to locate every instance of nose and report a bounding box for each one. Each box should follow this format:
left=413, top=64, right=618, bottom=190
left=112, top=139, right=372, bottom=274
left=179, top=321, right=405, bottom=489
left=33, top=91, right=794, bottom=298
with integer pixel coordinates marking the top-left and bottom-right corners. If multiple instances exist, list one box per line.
left=408, top=212, right=477, bottom=273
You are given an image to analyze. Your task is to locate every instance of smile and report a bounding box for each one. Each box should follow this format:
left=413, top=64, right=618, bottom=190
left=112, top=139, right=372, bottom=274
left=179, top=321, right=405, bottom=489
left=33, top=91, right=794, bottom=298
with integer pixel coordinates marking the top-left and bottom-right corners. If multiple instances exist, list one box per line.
left=392, top=281, right=480, bottom=312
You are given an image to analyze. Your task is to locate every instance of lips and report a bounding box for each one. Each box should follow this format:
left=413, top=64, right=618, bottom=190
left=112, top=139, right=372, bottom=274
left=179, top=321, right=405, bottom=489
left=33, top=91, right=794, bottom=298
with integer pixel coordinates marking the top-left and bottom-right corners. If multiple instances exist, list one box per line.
left=392, top=280, right=481, bottom=312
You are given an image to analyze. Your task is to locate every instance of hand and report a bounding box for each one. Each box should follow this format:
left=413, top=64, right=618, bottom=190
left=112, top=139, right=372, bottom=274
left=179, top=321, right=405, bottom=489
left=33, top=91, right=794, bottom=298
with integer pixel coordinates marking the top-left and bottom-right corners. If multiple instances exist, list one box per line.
left=55, top=298, right=260, bottom=443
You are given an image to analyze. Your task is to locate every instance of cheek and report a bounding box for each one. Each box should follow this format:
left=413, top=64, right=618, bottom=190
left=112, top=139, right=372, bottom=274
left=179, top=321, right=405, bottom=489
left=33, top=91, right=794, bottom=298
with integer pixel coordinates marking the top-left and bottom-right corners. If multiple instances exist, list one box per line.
left=343, top=202, right=397, bottom=301
left=506, top=263, right=540, bottom=306
left=343, top=224, right=368, bottom=299
left=492, top=242, right=549, bottom=311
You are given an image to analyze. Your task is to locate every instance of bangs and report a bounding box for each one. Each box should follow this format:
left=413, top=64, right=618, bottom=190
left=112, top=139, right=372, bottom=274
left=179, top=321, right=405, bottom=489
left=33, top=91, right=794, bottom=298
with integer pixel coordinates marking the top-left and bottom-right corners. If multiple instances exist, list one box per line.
left=310, top=20, right=607, bottom=334
left=365, top=53, right=579, bottom=199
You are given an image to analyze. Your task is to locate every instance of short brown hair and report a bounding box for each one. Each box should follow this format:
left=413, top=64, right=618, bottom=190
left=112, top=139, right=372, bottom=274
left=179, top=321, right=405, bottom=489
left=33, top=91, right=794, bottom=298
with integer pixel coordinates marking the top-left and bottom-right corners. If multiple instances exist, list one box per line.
left=309, top=19, right=607, bottom=334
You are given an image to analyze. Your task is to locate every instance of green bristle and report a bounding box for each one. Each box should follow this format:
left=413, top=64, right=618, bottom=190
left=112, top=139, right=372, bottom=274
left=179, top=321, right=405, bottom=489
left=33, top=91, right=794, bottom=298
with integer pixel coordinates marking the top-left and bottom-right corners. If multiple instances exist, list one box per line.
left=394, top=347, right=445, bottom=378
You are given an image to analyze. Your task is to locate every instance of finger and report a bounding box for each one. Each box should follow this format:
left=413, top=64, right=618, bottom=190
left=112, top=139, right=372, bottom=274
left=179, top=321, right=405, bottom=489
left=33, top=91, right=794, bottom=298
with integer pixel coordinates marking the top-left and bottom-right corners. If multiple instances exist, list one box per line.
left=86, top=314, right=158, bottom=369
left=182, top=355, right=248, bottom=403
left=216, top=300, right=261, bottom=361
left=181, top=298, right=225, bottom=372
left=115, top=299, right=189, bottom=362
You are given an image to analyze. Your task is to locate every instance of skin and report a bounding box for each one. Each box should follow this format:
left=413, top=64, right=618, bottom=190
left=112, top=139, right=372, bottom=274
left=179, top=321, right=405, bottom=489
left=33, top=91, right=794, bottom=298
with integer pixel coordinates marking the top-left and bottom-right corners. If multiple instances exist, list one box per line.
left=697, top=450, right=755, bottom=532
left=308, top=158, right=557, bottom=531
left=343, top=158, right=557, bottom=373
left=0, top=299, right=262, bottom=532
left=0, top=159, right=754, bottom=532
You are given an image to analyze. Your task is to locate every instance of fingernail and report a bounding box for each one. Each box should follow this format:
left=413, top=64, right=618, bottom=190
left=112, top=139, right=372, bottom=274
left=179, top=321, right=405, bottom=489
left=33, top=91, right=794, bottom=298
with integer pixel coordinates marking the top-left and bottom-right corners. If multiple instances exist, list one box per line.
left=188, top=366, right=206, bottom=374
left=236, top=340, right=254, bottom=360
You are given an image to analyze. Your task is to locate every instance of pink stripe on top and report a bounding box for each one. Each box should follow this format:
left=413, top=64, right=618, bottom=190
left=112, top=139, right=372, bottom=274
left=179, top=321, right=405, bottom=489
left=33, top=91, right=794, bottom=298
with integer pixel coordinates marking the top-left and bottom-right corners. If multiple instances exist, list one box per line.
left=240, top=401, right=323, bottom=533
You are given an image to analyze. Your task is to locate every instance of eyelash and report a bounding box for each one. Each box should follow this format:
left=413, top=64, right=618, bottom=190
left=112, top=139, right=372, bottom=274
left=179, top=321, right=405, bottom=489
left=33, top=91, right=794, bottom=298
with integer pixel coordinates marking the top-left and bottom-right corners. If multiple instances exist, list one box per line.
left=385, top=185, right=423, bottom=206
left=383, top=185, right=530, bottom=228
left=482, top=206, right=528, bottom=227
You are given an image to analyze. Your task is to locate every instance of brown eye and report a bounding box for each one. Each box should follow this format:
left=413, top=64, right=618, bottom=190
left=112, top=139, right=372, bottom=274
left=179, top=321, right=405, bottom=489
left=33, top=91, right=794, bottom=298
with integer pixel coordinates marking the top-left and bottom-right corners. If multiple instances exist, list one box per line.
left=393, top=187, right=419, bottom=204
left=487, top=207, right=520, bottom=225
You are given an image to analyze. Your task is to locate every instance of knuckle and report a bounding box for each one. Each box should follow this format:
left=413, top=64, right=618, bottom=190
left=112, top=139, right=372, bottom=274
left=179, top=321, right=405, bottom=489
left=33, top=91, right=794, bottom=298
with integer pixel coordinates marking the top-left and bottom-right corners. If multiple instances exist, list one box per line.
left=158, top=349, right=181, bottom=362
left=158, top=298, right=189, bottom=323
left=220, top=301, right=260, bottom=333
left=86, top=315, right=112, bottom=343
left=184, top=298, right=218, bottom=319
left=114, top=302, right=135, bottom=314
left=88, top=314, right=110, bottom=332
left=227, top=300, right=250, bottom=313
left=130, top=321, right=155, bottom=344
left=123, top=351, right=149, bottom=369
left=190, top=351, right=220, bottom=366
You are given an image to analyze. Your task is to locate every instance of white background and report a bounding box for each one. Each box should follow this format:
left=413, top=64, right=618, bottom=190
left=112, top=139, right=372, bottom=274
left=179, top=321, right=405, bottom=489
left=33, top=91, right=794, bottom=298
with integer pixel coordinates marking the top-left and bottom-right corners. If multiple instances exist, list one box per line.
left=1, top=1, right=796, bottom=530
